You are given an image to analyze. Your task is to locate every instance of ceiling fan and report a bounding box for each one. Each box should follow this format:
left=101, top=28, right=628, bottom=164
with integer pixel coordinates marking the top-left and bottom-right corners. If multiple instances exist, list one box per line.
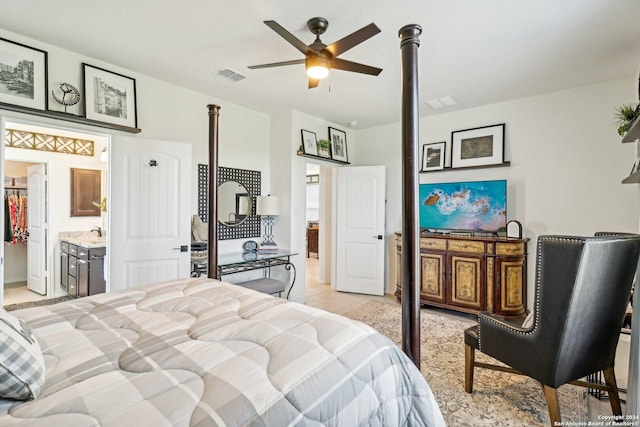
left=248, top=17, right=382, bottom=89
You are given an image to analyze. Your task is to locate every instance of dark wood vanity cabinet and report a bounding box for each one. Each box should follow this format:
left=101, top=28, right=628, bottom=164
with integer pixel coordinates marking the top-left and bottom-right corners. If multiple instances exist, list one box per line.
left=61, top=241, right=106, bottom=297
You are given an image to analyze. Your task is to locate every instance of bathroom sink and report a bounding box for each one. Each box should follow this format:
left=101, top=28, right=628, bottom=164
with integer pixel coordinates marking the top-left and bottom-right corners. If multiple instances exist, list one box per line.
left=64, top=235, right=107, bottom=247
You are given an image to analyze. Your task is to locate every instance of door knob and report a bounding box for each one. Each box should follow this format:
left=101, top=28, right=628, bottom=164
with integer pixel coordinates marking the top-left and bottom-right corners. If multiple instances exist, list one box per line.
left=372, top=235, right=383, bottom=240
left=172, top=245, right=189, bottom=252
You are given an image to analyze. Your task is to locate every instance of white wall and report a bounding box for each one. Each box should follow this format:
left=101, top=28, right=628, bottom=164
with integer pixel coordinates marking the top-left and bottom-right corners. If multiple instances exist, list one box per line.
left=269, top=110, right=355, bottom=302
left=0, top=28, right=272, bottom=258
left=353, top=77, right=640, bottom=307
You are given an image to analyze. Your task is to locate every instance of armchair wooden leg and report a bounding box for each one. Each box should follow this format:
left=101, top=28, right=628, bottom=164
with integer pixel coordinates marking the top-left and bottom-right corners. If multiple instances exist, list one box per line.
left=542, top=384, right=561, bottom=425
left=603, top=366, right=622, bottom=416
left=465, top=344, right=475, bottom=393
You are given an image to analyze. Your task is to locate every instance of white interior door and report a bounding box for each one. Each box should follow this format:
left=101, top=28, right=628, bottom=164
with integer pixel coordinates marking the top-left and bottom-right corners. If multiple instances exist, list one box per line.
left=27, top=163, right=47, bottom=295
left=109, top=137, right=191, bottom=292
left=335, top=166, right=385, bottom=295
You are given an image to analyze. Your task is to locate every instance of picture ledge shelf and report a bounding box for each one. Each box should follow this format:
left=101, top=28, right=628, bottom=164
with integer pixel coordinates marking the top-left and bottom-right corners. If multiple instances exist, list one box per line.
left=297, top=152, right=350, bottom=165
left=0, top=102, right=142, bottom=134
left=420, top=161, right=510, bottom=173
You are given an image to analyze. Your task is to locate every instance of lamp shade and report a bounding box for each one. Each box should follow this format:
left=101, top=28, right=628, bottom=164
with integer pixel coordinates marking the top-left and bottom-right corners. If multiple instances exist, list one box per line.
left=256, top=195, right=280, bottom=216
left=306, top=56, right=330, bottom=79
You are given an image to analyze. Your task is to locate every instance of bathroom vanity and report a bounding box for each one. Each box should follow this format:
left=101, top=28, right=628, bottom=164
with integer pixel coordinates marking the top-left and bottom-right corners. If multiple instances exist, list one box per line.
left=60, top=236, right=106, bottom=298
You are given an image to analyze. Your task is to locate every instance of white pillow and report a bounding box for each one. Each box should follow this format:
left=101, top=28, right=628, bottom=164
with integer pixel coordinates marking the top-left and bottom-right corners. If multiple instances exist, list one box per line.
left=0, top=309, right=45, bottom=400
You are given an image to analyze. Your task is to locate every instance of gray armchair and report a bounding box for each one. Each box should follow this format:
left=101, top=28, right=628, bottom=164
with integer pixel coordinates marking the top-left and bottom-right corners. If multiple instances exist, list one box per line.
left=464, top=234, right=640, bottom=425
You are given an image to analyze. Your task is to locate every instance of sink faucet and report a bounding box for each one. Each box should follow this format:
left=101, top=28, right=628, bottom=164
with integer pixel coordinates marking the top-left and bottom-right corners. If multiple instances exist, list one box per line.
left=91, top=226, right=103, bottom=237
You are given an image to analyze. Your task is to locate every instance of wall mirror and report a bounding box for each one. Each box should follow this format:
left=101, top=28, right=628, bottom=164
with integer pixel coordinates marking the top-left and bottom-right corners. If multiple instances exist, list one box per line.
left=197, top=164, right=261, bottom=240
left=218, top=181, right=250, bottom=226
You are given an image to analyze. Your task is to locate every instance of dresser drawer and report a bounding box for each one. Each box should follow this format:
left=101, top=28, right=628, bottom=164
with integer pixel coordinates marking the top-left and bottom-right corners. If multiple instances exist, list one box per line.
left=68, top=258, right=77, bottom=277
left=68, top=244, right=78, bottom=257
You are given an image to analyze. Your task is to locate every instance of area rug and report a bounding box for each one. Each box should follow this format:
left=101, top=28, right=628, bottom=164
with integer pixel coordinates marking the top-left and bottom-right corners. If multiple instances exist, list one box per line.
left=3, top=295, right=74, bottom=312
left=343, top=301, right=588, bottom=426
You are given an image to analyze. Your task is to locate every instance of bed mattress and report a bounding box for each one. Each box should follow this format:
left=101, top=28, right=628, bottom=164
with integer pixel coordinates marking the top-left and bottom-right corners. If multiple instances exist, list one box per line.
left=0, top=278, right=443, bottom=426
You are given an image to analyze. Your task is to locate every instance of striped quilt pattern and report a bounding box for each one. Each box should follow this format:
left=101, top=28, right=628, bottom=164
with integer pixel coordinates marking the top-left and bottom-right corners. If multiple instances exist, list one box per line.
left=0, top=278, right=441, bottom=426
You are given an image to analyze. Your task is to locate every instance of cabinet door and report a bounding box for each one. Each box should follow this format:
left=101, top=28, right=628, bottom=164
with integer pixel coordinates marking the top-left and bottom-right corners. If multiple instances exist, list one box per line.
left=60, top=252, right=68, bottom=290
left=494, top=256, right=526, bottom=316
left=76, top=258, right=89, bottom=298
left=420, top=252, right=446, bottom=304
left=88, top=250, right=106, bottom=295
left=447, top=253, right=484, bottom=311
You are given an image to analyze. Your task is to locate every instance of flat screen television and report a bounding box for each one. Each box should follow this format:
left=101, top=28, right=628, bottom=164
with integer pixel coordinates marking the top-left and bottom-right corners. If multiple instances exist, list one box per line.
left=419, top=179, right=507, bottom=233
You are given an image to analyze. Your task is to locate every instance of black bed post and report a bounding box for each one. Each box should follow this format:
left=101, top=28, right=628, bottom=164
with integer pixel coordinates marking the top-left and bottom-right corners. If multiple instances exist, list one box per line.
left=207, top=104, right=221, bottom=279
left=398, top=24, right=423, bottom=368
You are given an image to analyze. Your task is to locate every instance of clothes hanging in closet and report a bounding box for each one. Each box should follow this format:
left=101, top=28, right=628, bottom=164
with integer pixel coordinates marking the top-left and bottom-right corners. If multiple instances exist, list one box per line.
left=4, top=191, right=27, bottom=244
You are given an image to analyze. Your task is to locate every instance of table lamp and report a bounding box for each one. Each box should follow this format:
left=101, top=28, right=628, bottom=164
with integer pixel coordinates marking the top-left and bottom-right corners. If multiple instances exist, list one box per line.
left=256, top=195, right=279, bottom=248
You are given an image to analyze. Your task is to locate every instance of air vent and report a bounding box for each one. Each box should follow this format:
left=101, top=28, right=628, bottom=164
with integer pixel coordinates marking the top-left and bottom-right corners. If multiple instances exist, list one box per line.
left=215, top=68, right=246, bottom=82
left=425, top=96, right=457, bottom=109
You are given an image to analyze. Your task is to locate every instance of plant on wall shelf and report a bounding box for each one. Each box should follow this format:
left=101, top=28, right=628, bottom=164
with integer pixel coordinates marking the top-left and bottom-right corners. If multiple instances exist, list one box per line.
left=92, top=197, right=107, bottom=212
left=615, top=102, right=640, bottom=136
left=317, top=139, right=330, bottom=157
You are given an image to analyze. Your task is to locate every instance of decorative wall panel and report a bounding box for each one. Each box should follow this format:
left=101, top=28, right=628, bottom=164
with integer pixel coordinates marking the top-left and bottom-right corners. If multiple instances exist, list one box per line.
left=197, top=164, right=261, bottom=240
left=5, top=128, right=95, bottom=156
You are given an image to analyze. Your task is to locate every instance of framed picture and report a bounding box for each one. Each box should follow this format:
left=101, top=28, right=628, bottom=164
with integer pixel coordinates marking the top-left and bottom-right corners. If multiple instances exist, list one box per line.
left=83, top=63, right=137, bottom=128
left=631, top=159, right=640, bottom=175
left=329, top=127, right=348, bottom=162
left=301, top=129, right=318, bottom=155
left=421, top=142, right=445, bottom=171
left=451, top=123, right=505, bottom=168
left=0, top=38, right=48, bottom=110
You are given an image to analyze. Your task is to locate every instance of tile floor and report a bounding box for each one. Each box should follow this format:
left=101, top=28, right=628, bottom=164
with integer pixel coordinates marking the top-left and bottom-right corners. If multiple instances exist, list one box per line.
left=3, top=281, right=55, bottom=306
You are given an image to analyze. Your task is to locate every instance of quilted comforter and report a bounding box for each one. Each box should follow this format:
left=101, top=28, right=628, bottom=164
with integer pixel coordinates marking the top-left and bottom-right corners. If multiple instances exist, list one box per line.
left=0, top=278, right=444, bottom=426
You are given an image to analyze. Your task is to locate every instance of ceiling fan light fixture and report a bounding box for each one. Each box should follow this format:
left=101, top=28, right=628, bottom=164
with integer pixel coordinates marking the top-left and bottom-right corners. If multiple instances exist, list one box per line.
left=306, top=56, right=330, bottom=79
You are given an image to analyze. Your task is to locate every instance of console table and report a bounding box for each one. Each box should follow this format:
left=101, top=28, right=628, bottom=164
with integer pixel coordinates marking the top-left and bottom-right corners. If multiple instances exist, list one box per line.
left=394, top=232, right=528, bottom=316
left=217, top=250, right=298, bottom=299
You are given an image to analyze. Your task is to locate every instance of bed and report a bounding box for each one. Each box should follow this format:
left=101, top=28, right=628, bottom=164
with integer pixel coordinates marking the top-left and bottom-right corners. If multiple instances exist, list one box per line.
left=0, top=278, right=444, bottom=425
left=0, top=22, right=439, bottom=427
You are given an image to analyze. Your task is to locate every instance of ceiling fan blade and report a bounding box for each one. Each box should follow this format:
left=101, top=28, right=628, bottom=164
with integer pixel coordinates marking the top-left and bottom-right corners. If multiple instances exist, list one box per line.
left=331, top=58, right=382, bottom=76
left=264, top=20, right=313, bottom=55
left=325, top=23, right=381, bottom=57
left=308, top=78, right=320, bottom=89
left=248, top=59, right=305, bottom=69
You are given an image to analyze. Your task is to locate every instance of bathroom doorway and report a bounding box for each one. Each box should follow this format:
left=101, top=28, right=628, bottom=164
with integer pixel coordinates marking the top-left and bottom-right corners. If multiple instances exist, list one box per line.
left=1, top=119, right=109, bottom=307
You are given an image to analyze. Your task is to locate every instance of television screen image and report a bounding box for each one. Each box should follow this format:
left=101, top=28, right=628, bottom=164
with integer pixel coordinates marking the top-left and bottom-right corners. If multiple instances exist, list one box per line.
left=419, top=179, right=507, bottom=233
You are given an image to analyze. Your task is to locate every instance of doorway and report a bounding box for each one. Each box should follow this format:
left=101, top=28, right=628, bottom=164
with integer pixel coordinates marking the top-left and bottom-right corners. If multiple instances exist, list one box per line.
left=3, top=160, right=42, bottom=304
left=304, top=163, right=333, bottom=295
left=1, top=119, right=109, bottom=307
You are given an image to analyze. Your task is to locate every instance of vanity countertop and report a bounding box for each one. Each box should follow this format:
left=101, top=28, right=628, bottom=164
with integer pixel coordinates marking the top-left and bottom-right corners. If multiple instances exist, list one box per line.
left=60, top=231, right=106, bottom=249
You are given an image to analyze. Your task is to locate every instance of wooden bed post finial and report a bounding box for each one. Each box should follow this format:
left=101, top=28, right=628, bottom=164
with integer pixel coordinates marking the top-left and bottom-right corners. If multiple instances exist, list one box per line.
left=398, top=24, right=422, bottom=368
left=207, top=104, right=221, bottom=279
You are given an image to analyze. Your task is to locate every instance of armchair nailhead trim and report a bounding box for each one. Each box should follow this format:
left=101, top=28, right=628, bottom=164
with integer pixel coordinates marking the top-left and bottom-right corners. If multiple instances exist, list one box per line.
left=478, top=236, right=586, bottom=352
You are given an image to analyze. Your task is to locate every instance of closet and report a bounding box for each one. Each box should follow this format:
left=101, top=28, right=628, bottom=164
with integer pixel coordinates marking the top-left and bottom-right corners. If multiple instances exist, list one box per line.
left=3, top=161, right=36, bottom=296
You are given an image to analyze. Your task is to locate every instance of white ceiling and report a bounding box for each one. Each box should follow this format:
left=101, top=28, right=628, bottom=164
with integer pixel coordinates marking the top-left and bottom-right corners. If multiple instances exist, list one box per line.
left=1, top=0, right=639, bottom=129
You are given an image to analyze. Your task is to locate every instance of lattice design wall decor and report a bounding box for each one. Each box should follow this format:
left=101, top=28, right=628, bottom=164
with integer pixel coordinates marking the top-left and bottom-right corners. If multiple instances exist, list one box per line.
left=197, top=164, right=261, bottom=240
left=5, top=128, right=95, bottom=156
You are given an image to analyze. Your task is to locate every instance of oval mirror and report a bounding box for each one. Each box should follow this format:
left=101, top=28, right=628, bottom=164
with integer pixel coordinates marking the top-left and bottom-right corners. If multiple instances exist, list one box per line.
left=218, top=181, right=250, bottom=227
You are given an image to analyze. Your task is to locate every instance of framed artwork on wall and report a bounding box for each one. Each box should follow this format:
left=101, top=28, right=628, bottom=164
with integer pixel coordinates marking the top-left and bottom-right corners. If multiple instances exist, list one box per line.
left=328, top=127, right=348, bottom=162
left=451, top=123, right=505, bottom=168
left=301, top=129, right=318, bottom=155
left=421, top=142, right=446, bottom=171
left=83, top=63, right=138, bottom=128
left=0, top=37, right=48, bottom=110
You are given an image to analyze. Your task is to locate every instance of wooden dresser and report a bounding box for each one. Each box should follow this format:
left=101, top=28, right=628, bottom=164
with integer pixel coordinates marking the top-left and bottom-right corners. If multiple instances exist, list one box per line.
left=394, top=232, right=528, bottom=316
